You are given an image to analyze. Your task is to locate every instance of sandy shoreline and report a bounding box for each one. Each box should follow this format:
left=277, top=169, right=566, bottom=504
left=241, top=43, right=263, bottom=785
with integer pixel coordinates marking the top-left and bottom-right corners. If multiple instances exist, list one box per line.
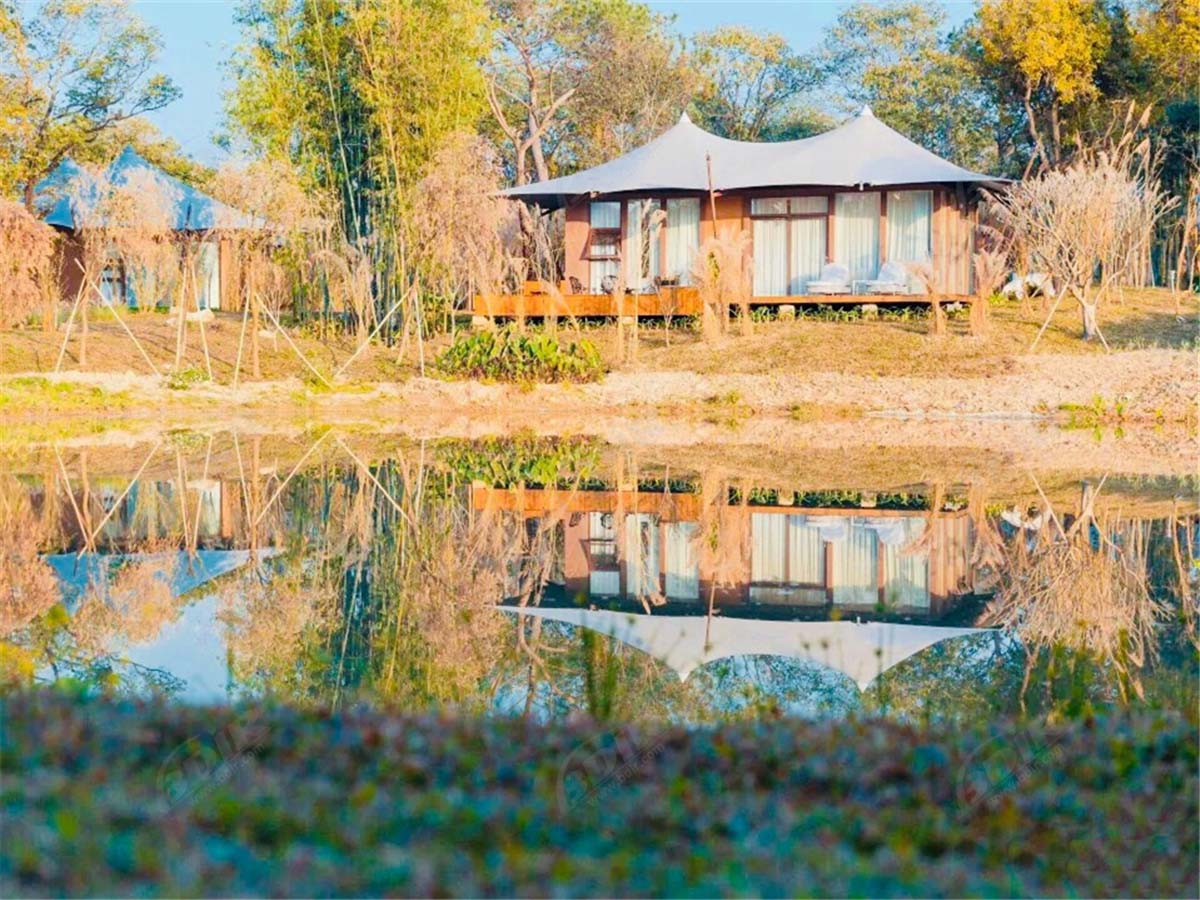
left=1, top=347, right=1194, bottom=476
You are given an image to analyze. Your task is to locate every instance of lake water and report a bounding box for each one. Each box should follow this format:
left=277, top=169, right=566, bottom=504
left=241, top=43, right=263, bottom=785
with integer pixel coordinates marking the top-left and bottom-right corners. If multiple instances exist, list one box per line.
left=3, top=430, right=1196, bottom=723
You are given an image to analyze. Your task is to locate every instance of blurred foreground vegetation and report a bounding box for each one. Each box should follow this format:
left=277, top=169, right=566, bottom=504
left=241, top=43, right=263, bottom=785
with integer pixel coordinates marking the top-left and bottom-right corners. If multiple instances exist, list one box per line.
left=1, top=692, right=1195, bottom=897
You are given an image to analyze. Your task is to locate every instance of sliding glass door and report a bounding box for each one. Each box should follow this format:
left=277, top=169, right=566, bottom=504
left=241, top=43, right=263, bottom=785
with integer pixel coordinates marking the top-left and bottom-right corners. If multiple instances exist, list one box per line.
left=835, top=192, right=881, bottom=283
left=751, top=197, right=828, bottom=296
left=588, top=201, right=622, bottom=293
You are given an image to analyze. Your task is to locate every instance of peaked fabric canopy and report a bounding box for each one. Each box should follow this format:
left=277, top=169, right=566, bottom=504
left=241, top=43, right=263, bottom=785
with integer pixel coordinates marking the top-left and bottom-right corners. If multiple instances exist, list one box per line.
left=505, top=107, right=1001, bottom=209
left=38, top=146, right=255, bottom=232
left=500, top=605, right=987, bottom=690
left=47, top=549, right=277, bottom=612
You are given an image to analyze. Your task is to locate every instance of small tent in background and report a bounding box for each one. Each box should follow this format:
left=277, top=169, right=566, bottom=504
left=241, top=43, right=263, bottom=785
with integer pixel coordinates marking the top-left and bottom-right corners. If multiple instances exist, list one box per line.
left=34, top=146, right=255, bottom=311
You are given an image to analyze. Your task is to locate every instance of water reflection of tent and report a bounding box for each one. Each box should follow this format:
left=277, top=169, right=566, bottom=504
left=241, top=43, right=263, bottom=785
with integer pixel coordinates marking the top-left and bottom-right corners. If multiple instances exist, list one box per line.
left=46, top=549, right=275, bottom=612
left=501, top=605, right=986, bottom=690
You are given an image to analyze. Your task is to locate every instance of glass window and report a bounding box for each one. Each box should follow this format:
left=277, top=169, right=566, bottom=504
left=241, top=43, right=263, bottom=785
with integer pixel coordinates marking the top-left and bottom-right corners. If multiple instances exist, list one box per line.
left=751, top=197, right=789, bottom=216
left=625, top=199, right=662, bottom=291
left=753, top=218, right=788, bottom=296
left=751, top=195, right=830, bottom=296
left=588, top=200, right=622, bottom=292
left=791, top=196, right=828, bottom=215
left=835, top=192, right=881, bottom=282
left=887, top=190, right=932, bottom=263
left=664, top=198, right=699, bottom=285
left=589, top=200, right=621, bottom=229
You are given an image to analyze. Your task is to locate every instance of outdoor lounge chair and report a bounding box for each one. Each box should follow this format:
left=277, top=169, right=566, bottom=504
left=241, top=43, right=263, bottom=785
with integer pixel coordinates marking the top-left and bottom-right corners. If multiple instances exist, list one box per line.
left=806, top=263, right=851, bottom=295
left=861, top=260, right=911, bottom=295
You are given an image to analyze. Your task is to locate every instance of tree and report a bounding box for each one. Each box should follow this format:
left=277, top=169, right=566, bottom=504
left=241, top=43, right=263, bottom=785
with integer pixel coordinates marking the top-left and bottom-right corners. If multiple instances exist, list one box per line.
left=819, top=3, right=996, bottom=170
left=484, top=0, right=692, bottom=184
left=975, top=0, right=1110, bottom=170
left=992, top=110, right=1175, bottom=343
left=0, top=0, right=180, bottom=208
left=690, top=27, right=823, bottom=141
left=225, top=0, right=490, bottom=333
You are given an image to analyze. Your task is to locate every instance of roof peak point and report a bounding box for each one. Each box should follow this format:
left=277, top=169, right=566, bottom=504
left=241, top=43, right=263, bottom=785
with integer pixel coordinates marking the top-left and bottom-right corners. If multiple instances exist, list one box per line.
left=678, top=110, right=692, bottom=125
left=859, top=105, right=874, bottom=117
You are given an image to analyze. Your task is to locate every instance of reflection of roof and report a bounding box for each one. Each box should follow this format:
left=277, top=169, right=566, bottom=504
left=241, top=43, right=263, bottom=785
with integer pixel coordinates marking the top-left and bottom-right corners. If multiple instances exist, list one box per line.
left=501, top=605, right=986, bottom=690
left=505, top=108, right=1003, bottom=208
left=46, top=549, right=274, bottom=611
left=37, top=146, right=255, bottom=232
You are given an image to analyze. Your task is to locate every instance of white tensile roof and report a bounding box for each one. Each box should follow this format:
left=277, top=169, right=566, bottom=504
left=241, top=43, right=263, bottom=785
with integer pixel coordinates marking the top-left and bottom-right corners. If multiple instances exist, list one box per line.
left=504, top=107, right=1000, bottom=209
left=499, top=605, right=987, bottom=690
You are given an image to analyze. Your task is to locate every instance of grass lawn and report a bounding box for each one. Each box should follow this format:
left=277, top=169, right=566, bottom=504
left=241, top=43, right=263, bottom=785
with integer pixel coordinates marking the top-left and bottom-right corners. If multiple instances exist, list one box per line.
left=591, top=287, right=1198, bottom=378
left=1, top=692, right=1195, bottom=897
left=0, top=288, right=1193, bottom=384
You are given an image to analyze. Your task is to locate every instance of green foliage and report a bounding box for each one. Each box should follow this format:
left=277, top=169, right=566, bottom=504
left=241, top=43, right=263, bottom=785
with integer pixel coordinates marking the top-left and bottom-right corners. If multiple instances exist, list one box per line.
left=485, top=0, right=696, bottom=181
left=436, top=434, right=601, bottom=487
left=0, top=376, right=133, bottom=411
left=2, top=693, right=1196, bottom=896
left=164, top=366, right=210, bottom=391
left=690, top=26, right=825, bottom=141
left=225, top=0, right=490, bottom=328
left=434, top=328, right=604, bottom=383
left=818, top=3, right=996, bottom=170
left=0, top=0, right=181, bottom=201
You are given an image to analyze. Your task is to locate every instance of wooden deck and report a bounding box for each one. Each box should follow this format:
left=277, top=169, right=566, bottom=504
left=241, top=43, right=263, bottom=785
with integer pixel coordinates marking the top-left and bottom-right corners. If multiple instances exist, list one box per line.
left=473, top=282, right=973, bottom=319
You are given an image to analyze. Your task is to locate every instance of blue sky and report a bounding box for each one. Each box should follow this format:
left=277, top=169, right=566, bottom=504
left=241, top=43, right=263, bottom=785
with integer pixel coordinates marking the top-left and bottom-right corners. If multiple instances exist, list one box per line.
left=124, top=0, right=976, bottom=165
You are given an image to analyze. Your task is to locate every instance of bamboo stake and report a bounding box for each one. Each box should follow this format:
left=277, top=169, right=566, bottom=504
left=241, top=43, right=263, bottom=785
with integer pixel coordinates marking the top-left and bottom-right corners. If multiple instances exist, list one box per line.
left=76, top=441, right=160, bottom=557
left=174, top=244, right=189, bottom=370
left=252, top=429, right=331, bottom=528
left=189, top=258, right=214, bottom=381
left=175, top=448, right=193, bottom=557
left=331, top=286, right=410, bottom=381
left=260, top=299, right=333, bottom=388
left=335, top=436, right=418, bottom=529
left=190, top=435, right=214, bottom=544
left=233, top=294, right=251, bottom=389
left=53, top=445, right=93, bottom=554
left=74, top=261, right=160, bottom=376
left=54, top=289, right=83, bottom=372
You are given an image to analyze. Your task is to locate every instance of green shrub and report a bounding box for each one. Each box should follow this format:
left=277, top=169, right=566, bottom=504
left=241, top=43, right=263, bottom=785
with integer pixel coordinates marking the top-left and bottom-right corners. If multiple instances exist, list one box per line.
left=165, top=366, right=210, bottom=390
left=434, top=328, right=604, bottom=383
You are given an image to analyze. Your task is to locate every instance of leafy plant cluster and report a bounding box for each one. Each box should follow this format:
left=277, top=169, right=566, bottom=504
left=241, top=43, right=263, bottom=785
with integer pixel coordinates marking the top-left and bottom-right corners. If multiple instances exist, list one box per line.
left=434, top=328, right=604, bottom=383
left=164, top=366, right=210, bottom=390
left=732, top=487, right=932, bottom=509
left=436, top=435, right=602, bottom=488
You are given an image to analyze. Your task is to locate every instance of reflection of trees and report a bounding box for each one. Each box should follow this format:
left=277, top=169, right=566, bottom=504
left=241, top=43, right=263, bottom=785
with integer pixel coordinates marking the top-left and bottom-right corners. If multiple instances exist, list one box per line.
left=981, top=480, right=1174, bottom=705
left=0, top=478, right=59, bottom=637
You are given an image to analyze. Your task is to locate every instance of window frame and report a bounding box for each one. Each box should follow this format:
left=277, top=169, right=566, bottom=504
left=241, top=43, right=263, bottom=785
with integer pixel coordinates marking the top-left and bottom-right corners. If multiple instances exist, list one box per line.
left=749, top=194, right=831, bottom=296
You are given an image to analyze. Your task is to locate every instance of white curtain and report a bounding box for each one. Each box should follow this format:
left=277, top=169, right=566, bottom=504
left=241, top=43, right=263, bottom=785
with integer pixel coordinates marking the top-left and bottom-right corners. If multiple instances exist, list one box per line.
left=589, top=201, right=621, bottom=293
left=625, top=199, right=661, bottom=291
left=751, top=513, right=787, bottom=582
left=753, top=219, right=788, bottom=296
left=663, top=522, right=699, bottom=600
left=197, top=241, right=221, bottom=310
left=887, top=191, right=932, bottom=263
left=197, top=483, right=222, bottom=537
left=831, top=518, right=878, bottom=606
left=882, top=517, right=930, bottom=609
left=623, top=513, right=660, bottom=598
left=786, top=516, right=826, bottom=585
left=789, top=218, right=826, bottom=295
left=835, top=192, right=881, bottom=282
left=665, top=198, right=699, bottom=285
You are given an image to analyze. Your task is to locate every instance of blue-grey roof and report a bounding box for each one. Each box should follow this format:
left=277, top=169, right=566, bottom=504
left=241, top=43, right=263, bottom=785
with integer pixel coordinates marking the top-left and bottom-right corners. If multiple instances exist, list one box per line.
left=37, top=146, right=255, bottom=232
left=505, top=107, right=1005, bottom=208
left=46, top=549, right=274, bottom=612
